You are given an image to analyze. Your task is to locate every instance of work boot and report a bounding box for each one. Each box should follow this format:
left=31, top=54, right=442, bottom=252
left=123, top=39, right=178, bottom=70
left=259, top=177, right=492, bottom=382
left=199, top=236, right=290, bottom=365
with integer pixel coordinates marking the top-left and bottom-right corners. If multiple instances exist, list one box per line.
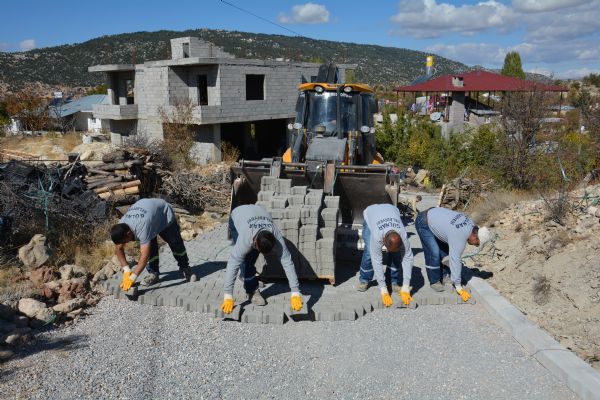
left=181, top=266, right=197, bottom=282
left=391, top=283, right=401, bottom=293
left=140, top=273, right=159, bottom=287
left=357, top=282, right=369, bottom=292
left=430, top=282, right=445, bottom=292
left=247, top=290, right=266, bottom=306
left=441, top=274, right=451, bottom=286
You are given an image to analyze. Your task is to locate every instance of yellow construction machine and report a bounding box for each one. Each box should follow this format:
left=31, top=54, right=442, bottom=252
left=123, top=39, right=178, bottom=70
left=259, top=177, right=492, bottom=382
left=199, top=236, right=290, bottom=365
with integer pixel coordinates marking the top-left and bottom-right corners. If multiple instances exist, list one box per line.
left=230, top=64, right=412, bottom=282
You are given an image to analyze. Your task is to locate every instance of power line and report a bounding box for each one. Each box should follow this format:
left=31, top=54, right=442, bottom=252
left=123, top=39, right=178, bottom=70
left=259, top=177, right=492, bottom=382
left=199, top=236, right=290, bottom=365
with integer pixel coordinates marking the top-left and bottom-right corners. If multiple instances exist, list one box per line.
left=218, top=0, right=339, bottom=55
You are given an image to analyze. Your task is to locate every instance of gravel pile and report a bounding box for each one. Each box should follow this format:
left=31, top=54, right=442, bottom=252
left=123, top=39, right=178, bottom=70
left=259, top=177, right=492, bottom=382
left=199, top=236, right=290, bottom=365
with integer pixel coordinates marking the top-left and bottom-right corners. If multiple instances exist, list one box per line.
left=0, top=298, right=576, bottom=399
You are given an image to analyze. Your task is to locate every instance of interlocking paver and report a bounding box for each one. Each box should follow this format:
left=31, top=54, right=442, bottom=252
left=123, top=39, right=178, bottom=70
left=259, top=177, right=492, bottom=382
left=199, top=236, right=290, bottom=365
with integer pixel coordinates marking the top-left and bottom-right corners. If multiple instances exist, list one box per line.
left=105, top=194, right=471, bottom=324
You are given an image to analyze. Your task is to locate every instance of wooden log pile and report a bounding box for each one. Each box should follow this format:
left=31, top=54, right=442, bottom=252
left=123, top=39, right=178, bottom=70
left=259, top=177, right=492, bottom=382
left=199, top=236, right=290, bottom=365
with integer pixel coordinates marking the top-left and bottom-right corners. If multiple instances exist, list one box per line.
left=80, top=150, right=148, bottom=205
left=438, top=177, right=482, bottom=210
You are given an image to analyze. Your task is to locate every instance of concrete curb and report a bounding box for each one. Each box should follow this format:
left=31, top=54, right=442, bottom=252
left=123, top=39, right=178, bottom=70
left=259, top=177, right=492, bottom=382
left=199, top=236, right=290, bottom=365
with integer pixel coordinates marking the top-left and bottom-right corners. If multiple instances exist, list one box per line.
left=468, top=276, right=600, bottom=400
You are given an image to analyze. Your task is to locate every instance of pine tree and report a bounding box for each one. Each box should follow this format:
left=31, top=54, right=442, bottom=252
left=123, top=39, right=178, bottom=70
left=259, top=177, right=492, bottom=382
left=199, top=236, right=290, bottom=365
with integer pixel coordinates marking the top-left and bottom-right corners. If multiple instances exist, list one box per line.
left=501, top=51, right=526, bottom=79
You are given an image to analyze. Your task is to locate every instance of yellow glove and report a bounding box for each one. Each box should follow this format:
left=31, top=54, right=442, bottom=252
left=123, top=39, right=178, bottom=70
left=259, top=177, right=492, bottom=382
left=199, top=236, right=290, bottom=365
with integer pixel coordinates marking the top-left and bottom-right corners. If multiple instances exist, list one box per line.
left=457, top=287, right=471, bottom=302
left=120, top=270, right=137, bottom=291
left=290, top=293, right=303, bottom=311
left=381, top=288, right=393, bottom=307
left=221, top=295, right=235, bottom=314
left=399, top=284, right=412, bottom=305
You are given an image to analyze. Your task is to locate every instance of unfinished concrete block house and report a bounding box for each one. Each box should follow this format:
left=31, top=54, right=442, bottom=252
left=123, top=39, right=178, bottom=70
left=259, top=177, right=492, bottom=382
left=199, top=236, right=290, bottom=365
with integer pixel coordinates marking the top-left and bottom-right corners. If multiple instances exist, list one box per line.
left=89, top=37, right=352, bottom=163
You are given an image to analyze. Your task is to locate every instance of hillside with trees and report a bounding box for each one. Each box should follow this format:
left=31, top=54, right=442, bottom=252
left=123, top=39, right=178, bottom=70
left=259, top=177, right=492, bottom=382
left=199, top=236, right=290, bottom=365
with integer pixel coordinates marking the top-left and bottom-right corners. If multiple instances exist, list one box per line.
left=0, top=28, right=469, bottom=89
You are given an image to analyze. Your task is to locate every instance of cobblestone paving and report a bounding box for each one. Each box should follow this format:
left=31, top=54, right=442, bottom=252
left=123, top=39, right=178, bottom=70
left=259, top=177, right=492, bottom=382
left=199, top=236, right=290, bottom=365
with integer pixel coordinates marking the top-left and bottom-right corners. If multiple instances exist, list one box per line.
left=103, top=194, right=472, bottom=324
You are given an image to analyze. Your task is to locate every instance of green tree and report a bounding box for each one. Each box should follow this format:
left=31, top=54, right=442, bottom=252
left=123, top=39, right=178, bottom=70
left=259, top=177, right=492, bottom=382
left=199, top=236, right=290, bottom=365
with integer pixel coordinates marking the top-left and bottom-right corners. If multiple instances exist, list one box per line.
left=501, top=51, right=526, bottom=80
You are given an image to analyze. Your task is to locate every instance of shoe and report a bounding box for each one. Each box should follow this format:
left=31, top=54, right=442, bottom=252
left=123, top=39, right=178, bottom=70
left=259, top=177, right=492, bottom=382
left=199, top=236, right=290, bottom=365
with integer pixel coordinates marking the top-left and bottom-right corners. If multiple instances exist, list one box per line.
left=442, top=275, right=451, bottom=285
left=391, top=283, right=401, bottom=293
left=181, top=266, right=197, bottom=282
left=247, top=290, right=266, bottom=306
left=430, top=282, right=445, bottom=292
left=357, top=282, right=369, bottom=292
left=140, top=273, right=159, bottom=287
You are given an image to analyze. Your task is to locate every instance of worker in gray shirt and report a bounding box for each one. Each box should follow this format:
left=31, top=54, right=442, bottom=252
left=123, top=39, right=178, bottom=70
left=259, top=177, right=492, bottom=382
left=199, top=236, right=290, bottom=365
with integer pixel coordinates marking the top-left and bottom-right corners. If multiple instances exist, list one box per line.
left=110, top=198, right=196, bottom=290
left=415, top=207, right=490, bottom=302
left=221, top=204, right=303, bottom=314
left=358, top=204, right=414, bottom=306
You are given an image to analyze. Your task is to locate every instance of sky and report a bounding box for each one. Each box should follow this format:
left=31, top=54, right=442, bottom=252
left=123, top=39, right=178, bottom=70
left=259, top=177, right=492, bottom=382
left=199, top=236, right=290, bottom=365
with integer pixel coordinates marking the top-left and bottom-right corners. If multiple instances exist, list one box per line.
left=1, top=0, right=599, bottom=79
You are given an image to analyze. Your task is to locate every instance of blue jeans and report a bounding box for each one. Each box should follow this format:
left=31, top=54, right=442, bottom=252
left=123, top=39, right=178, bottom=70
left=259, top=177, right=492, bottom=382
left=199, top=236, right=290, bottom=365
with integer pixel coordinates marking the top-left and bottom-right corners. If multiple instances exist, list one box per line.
left=147, top=221, right=189, bottom=275
left=415, top=211, right=450, bottom=284
left=228, top=217, right=259, bottom=294
left=359, top=221, right=402, bottom=285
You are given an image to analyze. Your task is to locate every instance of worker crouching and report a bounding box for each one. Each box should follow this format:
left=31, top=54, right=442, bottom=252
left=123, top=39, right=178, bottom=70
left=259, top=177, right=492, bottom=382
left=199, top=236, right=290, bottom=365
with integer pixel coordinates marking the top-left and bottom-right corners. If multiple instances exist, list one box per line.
left=111, top=198, right=196, bottom=291
left=357, top=204, right=414, bottom=307
left=221, top=204, right=303, bottom=314
left=415, top=207, right=490, bottom=302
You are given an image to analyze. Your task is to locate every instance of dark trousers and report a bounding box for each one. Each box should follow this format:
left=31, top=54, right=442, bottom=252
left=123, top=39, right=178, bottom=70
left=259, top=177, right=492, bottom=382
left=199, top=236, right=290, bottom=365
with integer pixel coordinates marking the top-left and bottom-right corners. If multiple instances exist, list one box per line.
left=147, top=221, right=189, bottom=275
left=415, top=212, right=450, bottom=284
left=228, top=217, right=259, bottom=294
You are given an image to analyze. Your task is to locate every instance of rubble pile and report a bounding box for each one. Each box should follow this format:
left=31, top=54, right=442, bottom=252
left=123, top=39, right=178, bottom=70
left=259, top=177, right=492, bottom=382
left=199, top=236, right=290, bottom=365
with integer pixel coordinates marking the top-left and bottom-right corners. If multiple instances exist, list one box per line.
left=0, top=235, right=108, bottom=361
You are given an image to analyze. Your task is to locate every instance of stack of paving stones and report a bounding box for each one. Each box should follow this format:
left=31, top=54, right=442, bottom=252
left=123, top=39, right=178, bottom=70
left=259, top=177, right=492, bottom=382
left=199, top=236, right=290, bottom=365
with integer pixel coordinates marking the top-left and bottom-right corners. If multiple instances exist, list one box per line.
left=103, top=194, right=472, bottom=325
left=254, top=177, right=339, bottom=282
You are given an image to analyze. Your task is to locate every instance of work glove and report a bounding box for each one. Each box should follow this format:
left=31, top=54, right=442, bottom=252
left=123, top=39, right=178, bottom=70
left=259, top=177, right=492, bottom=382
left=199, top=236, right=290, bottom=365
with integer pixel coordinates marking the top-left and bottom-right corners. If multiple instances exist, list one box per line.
left=290, top=292, right=303, bottom=311
left=221, top=294, right=235, bottom=314
left=119, top=267, right=137, bottom=291
left=455, top=285, right=471, bottom=302
left=381, top=287, right=393, bottom=307
left=399, top=284, right=412, bottom=306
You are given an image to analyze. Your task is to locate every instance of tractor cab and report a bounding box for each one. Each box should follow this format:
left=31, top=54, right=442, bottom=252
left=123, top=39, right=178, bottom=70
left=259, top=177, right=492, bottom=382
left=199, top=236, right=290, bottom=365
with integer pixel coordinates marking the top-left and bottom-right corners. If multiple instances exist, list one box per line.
left=285, top=80, right=380, bottom=165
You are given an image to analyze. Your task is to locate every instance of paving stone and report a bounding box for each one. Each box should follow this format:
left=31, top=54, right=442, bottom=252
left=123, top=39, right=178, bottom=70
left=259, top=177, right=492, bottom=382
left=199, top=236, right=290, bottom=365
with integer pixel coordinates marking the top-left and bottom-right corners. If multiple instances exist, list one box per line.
left=106, top=196, right=467, bottom=325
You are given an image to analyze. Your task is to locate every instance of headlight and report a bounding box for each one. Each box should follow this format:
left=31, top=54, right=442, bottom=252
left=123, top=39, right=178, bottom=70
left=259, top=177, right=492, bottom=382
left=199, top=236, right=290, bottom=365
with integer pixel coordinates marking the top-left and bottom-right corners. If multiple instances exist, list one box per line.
left=314, top=85, right=324, bottom=93
left=343, top=86, right=352, bottom=93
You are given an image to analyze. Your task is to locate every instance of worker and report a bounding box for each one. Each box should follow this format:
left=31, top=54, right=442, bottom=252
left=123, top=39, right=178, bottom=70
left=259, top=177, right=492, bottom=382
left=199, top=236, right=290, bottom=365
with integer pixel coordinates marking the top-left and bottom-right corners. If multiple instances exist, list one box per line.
left=111, top=198, right=196, bottom=290
left=221, top=204, right=303, bottom=314
left=415, top=207, right=490, bottom=302
left=357, top=204, right=414, bottom=307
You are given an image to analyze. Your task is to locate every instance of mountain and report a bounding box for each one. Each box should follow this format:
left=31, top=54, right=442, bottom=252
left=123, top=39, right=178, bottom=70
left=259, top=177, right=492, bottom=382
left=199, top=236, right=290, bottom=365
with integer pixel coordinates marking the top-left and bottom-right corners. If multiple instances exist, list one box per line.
left=0, top=28, right=469, bottom=90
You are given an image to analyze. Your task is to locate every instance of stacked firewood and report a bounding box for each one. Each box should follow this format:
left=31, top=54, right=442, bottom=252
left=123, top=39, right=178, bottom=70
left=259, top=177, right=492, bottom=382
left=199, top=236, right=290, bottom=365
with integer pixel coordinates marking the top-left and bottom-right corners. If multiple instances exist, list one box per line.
left=82, top=150, right=148, bottom=205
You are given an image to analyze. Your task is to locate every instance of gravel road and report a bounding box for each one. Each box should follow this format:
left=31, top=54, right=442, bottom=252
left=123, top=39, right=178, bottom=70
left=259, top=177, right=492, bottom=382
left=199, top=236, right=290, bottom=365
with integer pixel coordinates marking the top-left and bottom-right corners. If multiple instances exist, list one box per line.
left=0, top=297, right=576, bottom=400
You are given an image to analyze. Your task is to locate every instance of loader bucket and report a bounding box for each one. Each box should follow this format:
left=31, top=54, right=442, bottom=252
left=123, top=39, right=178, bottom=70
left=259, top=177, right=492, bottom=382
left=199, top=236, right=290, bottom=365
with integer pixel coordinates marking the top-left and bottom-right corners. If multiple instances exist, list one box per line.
left=230, top=161, right=398, bottom=226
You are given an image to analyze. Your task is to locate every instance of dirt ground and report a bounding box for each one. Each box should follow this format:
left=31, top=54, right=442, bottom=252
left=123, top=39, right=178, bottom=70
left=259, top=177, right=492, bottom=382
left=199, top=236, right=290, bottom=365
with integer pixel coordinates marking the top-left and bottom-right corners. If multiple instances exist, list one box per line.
left=0, top=134, right=112, bottom=161
left=467, top=189, right=600, bottom=371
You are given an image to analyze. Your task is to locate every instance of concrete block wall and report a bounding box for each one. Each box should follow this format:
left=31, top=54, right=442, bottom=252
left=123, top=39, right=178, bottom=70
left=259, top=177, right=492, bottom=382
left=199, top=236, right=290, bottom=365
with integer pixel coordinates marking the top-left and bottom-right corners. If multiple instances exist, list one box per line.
left=92, top=37, right=355, bottom=150
left=170, top=37, right=234, bottom=60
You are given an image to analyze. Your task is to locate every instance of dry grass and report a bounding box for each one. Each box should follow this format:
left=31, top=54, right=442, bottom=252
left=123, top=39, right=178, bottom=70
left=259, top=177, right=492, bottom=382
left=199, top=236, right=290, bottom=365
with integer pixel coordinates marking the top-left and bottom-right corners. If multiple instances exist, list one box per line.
left=0, top=256, right=35, bottom=303
left=0, top=132, right=82, bottom=160
left=53, top=220, right=117, bottom=274
left=467, top=190, right=535, bottom=225
left=55, top=133, right=81, bottom=154
left=532, top=274, right=551, bottom=305
left=221, top=141, right=241, bottom=162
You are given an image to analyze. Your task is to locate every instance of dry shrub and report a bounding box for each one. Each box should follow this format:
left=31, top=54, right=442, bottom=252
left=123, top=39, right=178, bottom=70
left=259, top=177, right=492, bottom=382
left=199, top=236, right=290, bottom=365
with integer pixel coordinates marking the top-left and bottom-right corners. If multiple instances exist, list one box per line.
left=514, top=222, right=523, bottom=232
left=53, top=219, right=116, bottom=274
left=532, top=274, right=551, bottom=305
left=158, top=99, right=195, bottom=170
left=541, top=187, right=571, bottom=225
left=221, top=141, right=240, bottom=163
left=0, top=255, right=35, bottom=303
left=467, top=190, right=534, bottom=225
